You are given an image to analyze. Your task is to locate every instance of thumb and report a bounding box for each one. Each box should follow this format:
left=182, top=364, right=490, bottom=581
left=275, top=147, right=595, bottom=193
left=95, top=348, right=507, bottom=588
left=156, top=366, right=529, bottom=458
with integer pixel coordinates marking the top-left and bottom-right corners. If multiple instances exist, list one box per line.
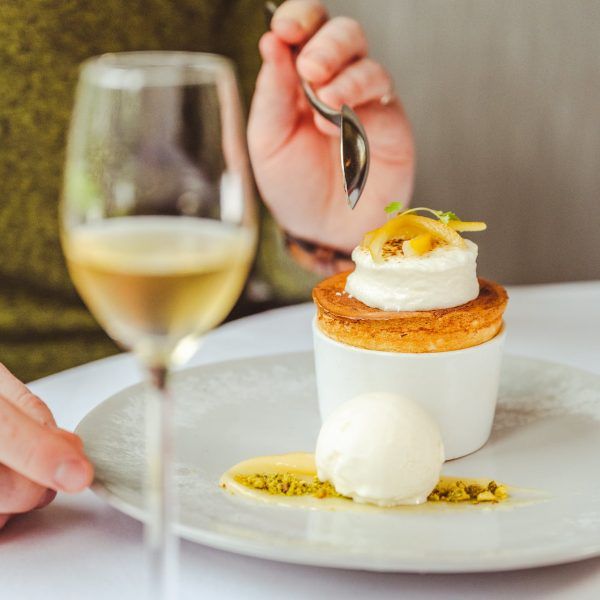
left=248, top=32, right=301, bottom=160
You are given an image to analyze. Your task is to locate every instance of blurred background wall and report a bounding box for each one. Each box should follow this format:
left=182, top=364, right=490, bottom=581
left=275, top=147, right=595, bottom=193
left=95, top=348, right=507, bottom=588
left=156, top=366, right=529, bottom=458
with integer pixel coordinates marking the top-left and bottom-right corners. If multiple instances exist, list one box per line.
left=324, top=0, right=600, bottom=284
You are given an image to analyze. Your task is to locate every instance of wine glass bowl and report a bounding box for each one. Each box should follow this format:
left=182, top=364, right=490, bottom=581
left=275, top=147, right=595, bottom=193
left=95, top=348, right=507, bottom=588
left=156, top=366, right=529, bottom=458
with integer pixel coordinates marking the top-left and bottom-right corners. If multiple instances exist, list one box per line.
left=62, top=52, right=256, bottom=364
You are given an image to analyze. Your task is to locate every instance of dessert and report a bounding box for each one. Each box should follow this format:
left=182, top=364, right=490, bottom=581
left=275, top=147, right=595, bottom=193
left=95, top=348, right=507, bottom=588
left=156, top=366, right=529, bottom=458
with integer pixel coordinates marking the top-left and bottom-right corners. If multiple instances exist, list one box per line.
left=220, top=393, right=508, bottom=508
left=220, top=393, right=509, bottom=510
left=312, top=206, right=508, bottom=459
left=220, top=452, right=510, bottom=509
left=315, top=392, right=444, bottom=506
left=315, top=273, right=506, bottom=353
left=222, top=460, right=509, bottom=507
left=314, top=208, right=508, bottom=353
left=220, top=207, right=512, bottom=510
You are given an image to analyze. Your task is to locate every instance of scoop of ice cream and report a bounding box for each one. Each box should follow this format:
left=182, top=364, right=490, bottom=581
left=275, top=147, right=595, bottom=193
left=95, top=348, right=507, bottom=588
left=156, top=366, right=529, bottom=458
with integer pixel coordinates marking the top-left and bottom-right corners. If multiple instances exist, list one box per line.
left=315, top=392, right=445, bottom=506
left=345, top=240, right=479, bottom=311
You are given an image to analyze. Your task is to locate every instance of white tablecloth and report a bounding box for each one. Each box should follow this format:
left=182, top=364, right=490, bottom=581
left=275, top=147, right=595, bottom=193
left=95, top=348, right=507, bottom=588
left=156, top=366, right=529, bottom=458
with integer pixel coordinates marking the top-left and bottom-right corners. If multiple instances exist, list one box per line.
left=1, top=282, right=599, bottom=599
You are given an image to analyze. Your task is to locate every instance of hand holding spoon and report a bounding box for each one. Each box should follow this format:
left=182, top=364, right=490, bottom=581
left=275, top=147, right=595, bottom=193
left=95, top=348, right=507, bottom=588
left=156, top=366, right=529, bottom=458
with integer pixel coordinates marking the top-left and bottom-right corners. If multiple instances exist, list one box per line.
left=264, top=2, right=370, bottom=210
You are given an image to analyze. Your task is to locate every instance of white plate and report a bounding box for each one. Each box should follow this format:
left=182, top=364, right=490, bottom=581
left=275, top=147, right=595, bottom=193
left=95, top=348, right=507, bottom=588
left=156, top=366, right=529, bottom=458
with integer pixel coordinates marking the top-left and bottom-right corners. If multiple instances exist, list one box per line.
left=76, top=353, right=600, bottom=573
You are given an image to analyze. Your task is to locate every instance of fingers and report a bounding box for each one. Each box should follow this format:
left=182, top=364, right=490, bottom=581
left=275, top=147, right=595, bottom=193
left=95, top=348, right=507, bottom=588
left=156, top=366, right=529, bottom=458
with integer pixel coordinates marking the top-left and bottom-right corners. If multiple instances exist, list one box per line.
left=0, top=363, right=85, bottom=521
left=0, top=363, right=86, bottom=450
left=0, top=464, right=49, bottom=513
left=0, top=488, right=55, bottom=533
left=0, top=363, right=56, bottom=428
left=249, top=32, right=301, bottom=159
left=56, top=428, right=85, bottom=450
left=35, top=488, right=57, bottom=510
left=316, top=58, right=393, bottom=111
left=297, top=17, right=368, bottom=84
left=271, top=0, right=328, bottom=45
left=0, top=396, right=93, bottom=493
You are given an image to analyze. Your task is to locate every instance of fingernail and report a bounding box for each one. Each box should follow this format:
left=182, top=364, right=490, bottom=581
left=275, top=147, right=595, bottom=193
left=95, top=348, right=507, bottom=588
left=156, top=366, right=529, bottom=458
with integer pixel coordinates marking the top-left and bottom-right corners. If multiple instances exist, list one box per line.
left=53, top=459, right=90, bottom=492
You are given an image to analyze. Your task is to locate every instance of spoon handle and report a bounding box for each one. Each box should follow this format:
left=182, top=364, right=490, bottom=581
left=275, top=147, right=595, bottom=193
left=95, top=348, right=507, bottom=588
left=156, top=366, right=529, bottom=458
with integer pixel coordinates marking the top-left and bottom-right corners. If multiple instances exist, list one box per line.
left=300, top=80, right=342, bottom=127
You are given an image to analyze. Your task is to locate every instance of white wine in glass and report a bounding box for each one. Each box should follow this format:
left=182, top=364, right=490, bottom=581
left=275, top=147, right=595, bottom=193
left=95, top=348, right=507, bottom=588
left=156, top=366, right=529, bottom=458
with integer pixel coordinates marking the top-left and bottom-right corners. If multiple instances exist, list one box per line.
left=61, top=53, right=257, bottom=599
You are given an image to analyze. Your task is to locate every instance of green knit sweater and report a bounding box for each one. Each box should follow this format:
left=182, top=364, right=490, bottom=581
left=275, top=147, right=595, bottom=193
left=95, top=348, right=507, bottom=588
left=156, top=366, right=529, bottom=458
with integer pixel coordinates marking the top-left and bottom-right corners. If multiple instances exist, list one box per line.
left=0, top=0, right=316, bottom=381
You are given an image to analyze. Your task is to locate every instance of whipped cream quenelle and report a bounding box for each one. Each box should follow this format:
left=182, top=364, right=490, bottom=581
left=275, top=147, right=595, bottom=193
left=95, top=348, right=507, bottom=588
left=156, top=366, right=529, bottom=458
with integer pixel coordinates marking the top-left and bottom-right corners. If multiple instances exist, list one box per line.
left=316, top=392, right=445, bottom=506
left=345, top=239, right=480, bottom=312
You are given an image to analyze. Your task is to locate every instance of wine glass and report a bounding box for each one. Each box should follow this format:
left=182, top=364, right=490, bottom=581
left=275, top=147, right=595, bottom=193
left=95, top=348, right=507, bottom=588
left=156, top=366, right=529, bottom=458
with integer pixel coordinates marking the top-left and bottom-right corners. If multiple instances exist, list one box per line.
left=60, top=52, right=257, bottom=598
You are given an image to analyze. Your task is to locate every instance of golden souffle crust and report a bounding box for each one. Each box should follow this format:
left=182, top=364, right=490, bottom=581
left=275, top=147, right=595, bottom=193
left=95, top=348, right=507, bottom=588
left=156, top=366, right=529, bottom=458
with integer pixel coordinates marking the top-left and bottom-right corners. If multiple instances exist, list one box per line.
left=313, top=272, right=508, bottom=353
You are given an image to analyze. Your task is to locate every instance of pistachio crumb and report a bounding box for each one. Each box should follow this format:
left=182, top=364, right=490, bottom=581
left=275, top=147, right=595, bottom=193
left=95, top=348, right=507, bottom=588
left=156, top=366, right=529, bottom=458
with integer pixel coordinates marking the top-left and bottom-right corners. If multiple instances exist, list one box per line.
left=234, top=473, right=347, bottom=499
left=233, top=473, right=509, bottom=505
left=428, top=479, right=509, bottom=504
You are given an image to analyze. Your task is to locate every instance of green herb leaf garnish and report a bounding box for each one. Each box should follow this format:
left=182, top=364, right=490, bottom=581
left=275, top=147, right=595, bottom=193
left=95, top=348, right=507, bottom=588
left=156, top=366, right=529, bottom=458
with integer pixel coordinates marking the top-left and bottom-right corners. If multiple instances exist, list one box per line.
left=385, top=205, right=462, bottom=223
left=436, top=210, right=459, bottom=224
left=384, top=201, right=404, bottom=214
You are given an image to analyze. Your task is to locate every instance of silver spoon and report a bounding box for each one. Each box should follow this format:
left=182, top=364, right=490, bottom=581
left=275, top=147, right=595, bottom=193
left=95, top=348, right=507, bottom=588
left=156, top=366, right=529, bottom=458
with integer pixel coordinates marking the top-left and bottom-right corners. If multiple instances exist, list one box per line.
left=264, top=2, right=370, bottom=209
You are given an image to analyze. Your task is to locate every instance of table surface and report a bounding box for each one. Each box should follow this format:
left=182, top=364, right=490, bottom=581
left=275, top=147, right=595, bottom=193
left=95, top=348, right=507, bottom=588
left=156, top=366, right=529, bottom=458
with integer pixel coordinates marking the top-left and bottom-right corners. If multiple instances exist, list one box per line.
left=1, top=281, right=599, bottom=600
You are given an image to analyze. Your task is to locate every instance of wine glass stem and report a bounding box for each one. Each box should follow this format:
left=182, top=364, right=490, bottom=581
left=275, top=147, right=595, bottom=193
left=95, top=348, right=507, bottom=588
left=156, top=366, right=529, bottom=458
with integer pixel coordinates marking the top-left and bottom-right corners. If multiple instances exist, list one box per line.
left=146, top=365, right=178, bottom=600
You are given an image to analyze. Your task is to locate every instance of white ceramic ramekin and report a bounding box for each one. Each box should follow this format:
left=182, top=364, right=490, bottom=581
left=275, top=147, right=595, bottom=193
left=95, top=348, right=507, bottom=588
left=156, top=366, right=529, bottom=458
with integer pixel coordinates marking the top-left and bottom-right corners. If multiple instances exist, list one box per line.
left=312, top=319, right=506, bottom=460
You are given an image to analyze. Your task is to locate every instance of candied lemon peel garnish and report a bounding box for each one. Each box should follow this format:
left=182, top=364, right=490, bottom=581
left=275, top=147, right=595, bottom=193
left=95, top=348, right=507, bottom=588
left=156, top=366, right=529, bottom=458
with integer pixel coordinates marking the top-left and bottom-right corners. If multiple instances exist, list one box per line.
left=363, top=214, right=465, bottom=261
left=448, top=221, right=487, bottom=232
left=364, top=207, right=487, bottom=262
left=402, top=233, right=433, bottom=257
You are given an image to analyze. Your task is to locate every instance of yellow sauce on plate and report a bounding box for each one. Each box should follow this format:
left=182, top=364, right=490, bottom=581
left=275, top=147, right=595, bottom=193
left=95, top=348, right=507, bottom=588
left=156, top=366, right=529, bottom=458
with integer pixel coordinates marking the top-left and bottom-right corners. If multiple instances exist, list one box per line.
left=219, top=453, right=529, bottom=512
